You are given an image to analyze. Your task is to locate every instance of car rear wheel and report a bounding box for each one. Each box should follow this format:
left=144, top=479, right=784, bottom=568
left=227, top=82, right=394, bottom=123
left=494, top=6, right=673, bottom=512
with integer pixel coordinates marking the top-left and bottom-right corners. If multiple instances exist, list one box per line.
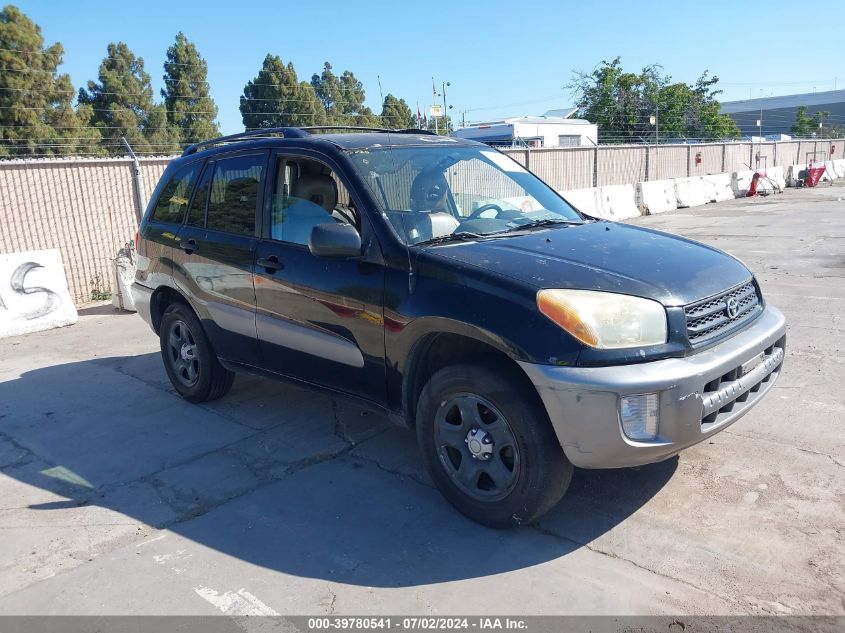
left=416, top=362, right=573, bottom=528
left=159, top=302, right=234, bottom=403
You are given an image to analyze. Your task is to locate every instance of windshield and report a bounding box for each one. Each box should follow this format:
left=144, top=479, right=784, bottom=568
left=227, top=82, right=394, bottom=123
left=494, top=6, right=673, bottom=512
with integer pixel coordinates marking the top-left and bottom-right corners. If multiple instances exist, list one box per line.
left=345, top=145, right=584, bottom=245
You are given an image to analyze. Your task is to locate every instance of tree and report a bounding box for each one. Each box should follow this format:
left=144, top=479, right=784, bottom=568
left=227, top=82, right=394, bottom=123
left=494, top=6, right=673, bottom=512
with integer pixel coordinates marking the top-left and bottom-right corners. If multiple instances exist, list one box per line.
left=424, top=113, right=453, bottom=135
left=162, top=32, right=220, bottom=144
left=791, top=106, right=832, bottom=137
left=79, top=42, right=180, bottom=154
left=569, top=57, right=739, bottom=143
left=380, top=94, right=415, bottom=128
left=241, top=54, right=325, bottom=129
left=0, top=4, right=101, bottom=156
left=311, top=62, right=380, bottom=127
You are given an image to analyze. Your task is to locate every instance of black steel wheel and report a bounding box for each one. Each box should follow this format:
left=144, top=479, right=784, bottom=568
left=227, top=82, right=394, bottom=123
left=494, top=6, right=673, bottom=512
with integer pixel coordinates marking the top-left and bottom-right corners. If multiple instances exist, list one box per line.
left=159, top=302, right=234, bottom=403
left=435, top=393, right=520, bottom=502
left=416, top=361, right=573, bottom=528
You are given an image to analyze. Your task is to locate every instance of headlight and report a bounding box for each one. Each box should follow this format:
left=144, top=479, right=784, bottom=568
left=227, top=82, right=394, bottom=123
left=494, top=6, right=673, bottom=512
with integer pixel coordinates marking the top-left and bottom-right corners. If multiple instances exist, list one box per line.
left=537, top=289, right=667, bottom=349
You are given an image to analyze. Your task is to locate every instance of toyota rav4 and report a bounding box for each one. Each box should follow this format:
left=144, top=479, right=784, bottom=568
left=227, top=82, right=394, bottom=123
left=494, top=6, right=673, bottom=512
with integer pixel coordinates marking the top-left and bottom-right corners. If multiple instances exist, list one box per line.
left=132, top=127, right=787, bottom=527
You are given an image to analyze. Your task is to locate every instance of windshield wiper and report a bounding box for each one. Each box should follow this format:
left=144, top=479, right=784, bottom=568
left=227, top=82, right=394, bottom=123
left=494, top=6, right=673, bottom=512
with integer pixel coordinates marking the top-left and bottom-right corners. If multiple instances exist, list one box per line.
left=415, top=231, right=485, bottom=247
left=511, top=218, right=584, bottom=230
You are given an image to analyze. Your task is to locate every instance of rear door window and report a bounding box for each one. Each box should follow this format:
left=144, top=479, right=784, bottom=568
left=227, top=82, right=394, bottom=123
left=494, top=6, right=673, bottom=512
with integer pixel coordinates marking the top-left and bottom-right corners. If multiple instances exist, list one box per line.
left=206, top=153, right=266, bottom=236
left=150, top=161, right=201, bottom=224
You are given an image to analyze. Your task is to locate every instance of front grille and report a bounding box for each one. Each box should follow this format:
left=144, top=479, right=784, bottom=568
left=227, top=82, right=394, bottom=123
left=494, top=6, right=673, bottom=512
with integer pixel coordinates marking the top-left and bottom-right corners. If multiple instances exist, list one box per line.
left=685, top=281, right=762, bottom=345
left=699, top=336, right=785, bottom=428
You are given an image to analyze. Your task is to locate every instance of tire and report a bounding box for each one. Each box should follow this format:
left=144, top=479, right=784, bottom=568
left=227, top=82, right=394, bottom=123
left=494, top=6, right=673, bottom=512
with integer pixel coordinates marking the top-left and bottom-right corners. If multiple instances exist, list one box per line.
left=416, top=361, right=573, bottom=528
left=159, top=302, right=234, bottom=403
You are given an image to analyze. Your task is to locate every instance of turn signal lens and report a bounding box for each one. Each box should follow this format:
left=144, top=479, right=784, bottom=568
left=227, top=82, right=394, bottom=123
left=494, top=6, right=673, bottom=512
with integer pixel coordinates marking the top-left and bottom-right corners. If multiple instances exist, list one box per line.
left=620, top=393, right=660, bottom=441
left=537, top=289, right=668, bottom=350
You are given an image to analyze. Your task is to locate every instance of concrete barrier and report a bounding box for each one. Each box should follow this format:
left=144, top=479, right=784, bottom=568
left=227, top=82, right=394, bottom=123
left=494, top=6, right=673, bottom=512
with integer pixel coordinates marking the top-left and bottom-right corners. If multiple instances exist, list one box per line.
left=823, top=161, right=839, bottom=180
left=674, top=177, right=710, bottom=208
left=636, top=179, right=677, bottom=214
left=762, top=166, right=786, bottom=191
left=0, top=249, right=78, bottom=339
left=702, top=173, right=734, bottom=202
left=787, top=164, right=806, bottom=187
left=732, top=170, right=756, bottom=196
left=559, top=187, right=602, bottom=216
left=598, top=184, right=641, bottom=220
left=832, top=159, right=845, bottom=178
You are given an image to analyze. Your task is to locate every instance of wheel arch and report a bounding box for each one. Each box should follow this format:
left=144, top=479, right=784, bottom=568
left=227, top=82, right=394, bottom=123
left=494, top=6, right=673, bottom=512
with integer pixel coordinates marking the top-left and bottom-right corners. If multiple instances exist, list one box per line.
left=401, top=329, right=544, bottom=429
left=149, top=285, right=196, bottom=334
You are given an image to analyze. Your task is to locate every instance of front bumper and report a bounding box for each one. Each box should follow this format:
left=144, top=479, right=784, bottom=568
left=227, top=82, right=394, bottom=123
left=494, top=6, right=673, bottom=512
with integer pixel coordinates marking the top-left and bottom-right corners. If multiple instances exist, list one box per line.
left=519, top=305, right=787, bottom=468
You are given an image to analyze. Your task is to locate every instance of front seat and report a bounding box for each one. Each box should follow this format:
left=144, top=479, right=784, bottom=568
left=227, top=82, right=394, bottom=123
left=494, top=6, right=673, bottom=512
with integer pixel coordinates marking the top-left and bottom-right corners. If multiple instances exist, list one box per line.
left=406, top=170, right=459, bottom=242
left=276, top=173, right=339, bottom=244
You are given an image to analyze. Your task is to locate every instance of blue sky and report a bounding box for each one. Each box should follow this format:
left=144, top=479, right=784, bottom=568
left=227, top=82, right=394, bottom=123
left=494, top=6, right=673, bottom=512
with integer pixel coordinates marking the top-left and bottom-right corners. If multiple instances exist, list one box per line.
left=13, top=0, right=845, bottom=135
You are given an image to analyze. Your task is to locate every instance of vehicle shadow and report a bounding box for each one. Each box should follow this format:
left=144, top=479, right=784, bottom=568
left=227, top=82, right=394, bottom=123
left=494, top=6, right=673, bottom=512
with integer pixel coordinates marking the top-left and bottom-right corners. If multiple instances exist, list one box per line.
left=0, top=353, right=677, bottom=588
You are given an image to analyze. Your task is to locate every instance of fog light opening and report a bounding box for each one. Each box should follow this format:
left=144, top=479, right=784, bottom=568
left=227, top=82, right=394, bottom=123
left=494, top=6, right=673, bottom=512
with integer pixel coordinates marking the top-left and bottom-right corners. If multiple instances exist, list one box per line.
left=620, top=393, right=660, bottom=441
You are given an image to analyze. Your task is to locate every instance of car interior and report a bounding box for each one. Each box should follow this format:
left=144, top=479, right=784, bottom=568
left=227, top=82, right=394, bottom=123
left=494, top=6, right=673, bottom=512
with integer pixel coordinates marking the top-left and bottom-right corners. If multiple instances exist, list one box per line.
left=271, top=158, right=358, bottom=245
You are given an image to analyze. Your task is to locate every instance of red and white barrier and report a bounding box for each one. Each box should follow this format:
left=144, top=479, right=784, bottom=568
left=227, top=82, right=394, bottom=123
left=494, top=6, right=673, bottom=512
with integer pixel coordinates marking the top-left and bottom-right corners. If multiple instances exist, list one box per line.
left=732, top=170, right=756, bottom=196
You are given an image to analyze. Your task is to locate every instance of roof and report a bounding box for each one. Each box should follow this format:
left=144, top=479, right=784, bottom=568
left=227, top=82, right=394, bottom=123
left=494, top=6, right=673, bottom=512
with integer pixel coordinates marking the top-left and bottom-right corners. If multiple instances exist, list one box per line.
left=459, top=116, right=593, bottom=129
left=309, top=132, right=475, bottom=149
left=720, top=89, right=845, bottom=113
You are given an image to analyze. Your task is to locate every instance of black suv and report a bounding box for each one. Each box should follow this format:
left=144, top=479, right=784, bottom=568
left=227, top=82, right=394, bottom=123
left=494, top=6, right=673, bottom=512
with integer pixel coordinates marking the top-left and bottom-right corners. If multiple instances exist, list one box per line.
left=133, top=127, right=786, bottom=527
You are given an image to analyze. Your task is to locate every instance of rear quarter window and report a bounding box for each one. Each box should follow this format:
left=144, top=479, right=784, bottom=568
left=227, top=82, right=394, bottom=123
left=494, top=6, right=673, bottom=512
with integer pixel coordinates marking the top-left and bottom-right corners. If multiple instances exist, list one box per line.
left=150, top=161, right=202, bottom=224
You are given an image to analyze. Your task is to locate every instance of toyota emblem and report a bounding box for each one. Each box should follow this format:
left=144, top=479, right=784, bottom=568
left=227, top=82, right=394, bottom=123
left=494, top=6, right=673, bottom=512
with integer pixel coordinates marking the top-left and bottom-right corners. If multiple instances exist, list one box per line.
left=726, top=297, right=740, bottom=319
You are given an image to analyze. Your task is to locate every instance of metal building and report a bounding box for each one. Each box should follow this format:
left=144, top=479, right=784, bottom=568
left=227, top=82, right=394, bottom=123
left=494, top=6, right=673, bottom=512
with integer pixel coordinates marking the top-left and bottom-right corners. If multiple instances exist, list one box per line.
left=720, top=89, right=845, bottom=137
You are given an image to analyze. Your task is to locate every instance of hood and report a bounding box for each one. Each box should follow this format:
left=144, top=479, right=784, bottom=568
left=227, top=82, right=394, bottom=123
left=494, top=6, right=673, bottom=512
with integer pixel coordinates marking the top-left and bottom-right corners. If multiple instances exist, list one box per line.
left=422, top=222, right=752, bottom=306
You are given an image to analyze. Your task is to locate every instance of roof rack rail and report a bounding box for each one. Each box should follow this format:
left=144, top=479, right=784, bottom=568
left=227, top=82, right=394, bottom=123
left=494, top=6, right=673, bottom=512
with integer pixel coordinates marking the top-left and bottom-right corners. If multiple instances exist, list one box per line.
left=182, top=125, right=440, bottom=156
left=300, top=126, right=437, bottom=136
left=182, top=127, right=310, bottom=156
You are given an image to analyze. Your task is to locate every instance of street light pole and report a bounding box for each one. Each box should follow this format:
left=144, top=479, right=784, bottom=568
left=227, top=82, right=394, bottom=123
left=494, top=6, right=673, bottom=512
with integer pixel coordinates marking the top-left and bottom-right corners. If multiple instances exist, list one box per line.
left=650, top=101, right=659, bottom=145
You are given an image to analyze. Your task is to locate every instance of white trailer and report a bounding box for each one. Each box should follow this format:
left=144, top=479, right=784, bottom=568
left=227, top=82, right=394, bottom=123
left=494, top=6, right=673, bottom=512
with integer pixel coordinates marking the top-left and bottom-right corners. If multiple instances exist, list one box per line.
left=455, top=115, right=598, bottom=148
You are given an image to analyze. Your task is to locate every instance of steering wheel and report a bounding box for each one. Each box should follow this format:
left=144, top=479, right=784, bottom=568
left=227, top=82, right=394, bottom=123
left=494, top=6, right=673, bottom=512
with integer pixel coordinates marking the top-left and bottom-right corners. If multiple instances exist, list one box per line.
left=467, top=203, right=504, bottom=220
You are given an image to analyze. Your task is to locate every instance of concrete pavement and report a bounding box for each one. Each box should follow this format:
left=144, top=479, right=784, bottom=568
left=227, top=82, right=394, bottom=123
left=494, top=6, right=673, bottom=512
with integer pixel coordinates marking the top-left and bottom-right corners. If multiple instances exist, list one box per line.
left=0, top=184, right=843, bottom=616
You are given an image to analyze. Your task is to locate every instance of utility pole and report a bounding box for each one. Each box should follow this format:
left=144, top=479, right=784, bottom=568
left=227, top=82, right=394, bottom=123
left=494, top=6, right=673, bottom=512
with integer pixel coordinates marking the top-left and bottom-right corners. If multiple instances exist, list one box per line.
left=442, top=81, right=449, bottom=135
left=122, top=136, right=145, bottom=224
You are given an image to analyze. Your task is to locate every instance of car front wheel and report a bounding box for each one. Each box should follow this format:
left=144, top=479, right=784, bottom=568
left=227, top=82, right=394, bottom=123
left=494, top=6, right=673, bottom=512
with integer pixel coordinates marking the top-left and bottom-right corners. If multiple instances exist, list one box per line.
left=416, top=361, right=572, bottom=528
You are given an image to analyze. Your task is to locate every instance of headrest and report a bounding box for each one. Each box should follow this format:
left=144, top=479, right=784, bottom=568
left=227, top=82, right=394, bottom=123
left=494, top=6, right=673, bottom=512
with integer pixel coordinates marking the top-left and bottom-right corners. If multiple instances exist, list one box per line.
left=292, top=173, right=338, bottom=212
left=410, top=171, right=448, bottom=211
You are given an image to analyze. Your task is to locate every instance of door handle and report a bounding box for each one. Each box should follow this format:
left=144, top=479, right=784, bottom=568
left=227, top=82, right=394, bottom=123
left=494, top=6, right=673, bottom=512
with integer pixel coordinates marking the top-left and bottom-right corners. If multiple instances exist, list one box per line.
left=256, top=255, right=281, bottom=274
left=179, top=239, right=197, bottom=254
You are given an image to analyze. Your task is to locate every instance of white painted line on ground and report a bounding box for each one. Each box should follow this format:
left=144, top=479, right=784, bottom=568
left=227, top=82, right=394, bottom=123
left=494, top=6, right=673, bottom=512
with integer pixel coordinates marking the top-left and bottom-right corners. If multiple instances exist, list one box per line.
left=135, top=533, right=167, bottom=548
left=194, top=585, right=280, bottom=616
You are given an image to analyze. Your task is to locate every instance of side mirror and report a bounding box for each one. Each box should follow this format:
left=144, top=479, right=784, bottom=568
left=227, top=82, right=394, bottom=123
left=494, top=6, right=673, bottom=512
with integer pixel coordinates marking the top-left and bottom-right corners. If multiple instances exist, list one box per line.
left=308, top=223, right=362, bottom=258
